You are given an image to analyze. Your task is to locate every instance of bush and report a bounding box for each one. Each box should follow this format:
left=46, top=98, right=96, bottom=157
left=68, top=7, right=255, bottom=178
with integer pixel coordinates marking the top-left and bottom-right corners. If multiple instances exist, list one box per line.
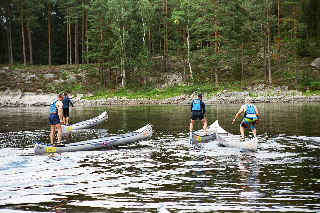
left=310, top=81, right=320, bottom=90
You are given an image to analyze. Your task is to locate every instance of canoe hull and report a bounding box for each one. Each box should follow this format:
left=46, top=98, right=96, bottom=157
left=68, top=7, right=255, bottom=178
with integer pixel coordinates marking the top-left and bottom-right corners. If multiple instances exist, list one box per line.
left=200, top=120, right=258, bottom=152
left=191, top=131, right=216, bottom=143
left=34, top=124, right=152, bottom=154
left=217, top=134, right=258, bottom=152
left=190, top=120, right=227, bottom=144
left=61, top=111, right=108, bottom=134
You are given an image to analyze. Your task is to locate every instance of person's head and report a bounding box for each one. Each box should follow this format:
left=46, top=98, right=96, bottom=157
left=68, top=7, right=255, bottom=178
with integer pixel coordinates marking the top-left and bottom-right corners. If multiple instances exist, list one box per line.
left=58, top=94, right=64, bottom=101
left=64, top=92, right=68, bottom=96
left=198, top=94, right=202, bottom=99
left=245, top=96, right=252, bottom=104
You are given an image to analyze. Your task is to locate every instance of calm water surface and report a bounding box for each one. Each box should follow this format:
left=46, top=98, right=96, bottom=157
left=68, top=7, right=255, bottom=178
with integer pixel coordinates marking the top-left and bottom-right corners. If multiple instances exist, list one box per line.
left=0, top=103, right=320, bottom=213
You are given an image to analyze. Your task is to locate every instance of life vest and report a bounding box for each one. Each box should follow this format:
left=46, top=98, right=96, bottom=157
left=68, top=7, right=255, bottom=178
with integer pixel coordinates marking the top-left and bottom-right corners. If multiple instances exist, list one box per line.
left=192, top=99, right=202, bottom=111
left=50, top=100, right=58, bottom=113
left=245, top=104, right=258, bottom=120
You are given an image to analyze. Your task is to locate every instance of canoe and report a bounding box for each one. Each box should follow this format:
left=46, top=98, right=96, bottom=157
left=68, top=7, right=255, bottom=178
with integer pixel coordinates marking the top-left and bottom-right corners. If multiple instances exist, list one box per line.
left=213, top=120, right=258, bottom=152
left=61, top=111, right=108, bottom=133
left=34, top=124, right=152, bottom=154
left=190, top=123, right=217, bottom=144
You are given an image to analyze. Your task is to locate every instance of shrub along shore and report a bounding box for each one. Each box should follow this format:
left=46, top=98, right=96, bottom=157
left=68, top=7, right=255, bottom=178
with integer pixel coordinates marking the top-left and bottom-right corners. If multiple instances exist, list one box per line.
left=1, top=87, right=320, bottom=108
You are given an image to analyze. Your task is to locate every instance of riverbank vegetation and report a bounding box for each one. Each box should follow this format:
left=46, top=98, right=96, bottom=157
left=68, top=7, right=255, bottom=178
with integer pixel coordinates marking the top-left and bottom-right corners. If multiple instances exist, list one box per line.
left=0, top=0, right=319, bottom=97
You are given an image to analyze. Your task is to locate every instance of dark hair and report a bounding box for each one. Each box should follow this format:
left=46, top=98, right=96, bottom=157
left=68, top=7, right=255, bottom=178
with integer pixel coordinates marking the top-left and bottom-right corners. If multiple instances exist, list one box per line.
left=198, top=94, right=202, bottom=98
left=64, top=92, right=68, bottom=96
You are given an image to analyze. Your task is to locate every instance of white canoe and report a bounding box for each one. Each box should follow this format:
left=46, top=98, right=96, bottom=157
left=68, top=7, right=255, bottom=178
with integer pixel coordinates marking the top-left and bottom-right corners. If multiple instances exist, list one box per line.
left=35, top=124, right=152, bottom=154
left=190, top=122, right=218, bottom=144
left=212, top=120, right=258, bottom=152
left=61, top=111, right=108, bottom=133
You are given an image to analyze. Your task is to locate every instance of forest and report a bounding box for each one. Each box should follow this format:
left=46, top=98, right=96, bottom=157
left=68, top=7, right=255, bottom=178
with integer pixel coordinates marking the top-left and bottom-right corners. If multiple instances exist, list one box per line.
left=0, top=0, right=319, bottom=91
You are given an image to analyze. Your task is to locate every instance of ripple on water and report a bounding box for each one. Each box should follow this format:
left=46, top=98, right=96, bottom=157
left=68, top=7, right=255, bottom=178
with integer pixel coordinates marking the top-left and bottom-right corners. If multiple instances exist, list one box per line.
left=1, top=130, right=320, bottom=212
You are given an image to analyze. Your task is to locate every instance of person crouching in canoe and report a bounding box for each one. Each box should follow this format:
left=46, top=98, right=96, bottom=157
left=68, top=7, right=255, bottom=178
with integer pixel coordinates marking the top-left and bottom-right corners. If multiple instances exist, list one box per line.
left=189, top=94, right=208, bottom=137
left=232, top=97, right=260, bottom=141
left=49, top=94, right=64, bottom=146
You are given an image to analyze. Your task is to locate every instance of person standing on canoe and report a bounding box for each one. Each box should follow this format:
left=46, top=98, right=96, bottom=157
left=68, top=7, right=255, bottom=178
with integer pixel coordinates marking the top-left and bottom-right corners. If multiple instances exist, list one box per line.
left=232, top=97, right=260, bottom=141
left=62, top=92, right=74, bottom=125
left=49, top=94, right=64, bottom=146
left=189, top=94, right=208, bottom=138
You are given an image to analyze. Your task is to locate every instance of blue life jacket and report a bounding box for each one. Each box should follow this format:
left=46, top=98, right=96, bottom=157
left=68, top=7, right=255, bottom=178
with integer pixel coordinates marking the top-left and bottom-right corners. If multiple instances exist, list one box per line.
left=50, top=100, right=58, bottom=113
left=192, top=99, right=202, bottom=111
left=245, top=104, right=257, bottom=119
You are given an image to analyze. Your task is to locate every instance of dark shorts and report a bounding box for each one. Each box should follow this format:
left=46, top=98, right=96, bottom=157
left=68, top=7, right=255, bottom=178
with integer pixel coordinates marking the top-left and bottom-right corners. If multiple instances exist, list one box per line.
left=191, top=111, right=204, bottom=120
left=49, top=113, right=60, bottom=125
left=63, top=108, right=70, bottom=117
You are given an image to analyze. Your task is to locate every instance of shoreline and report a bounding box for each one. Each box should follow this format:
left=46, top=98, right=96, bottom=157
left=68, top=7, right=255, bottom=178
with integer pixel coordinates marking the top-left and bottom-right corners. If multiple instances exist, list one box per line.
left=1, top=90, right=320, bottom=107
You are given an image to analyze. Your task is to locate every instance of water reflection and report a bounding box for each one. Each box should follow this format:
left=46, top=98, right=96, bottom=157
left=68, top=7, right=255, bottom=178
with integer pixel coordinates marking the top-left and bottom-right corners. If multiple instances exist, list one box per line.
left=238, top=154, right=263, bottom=202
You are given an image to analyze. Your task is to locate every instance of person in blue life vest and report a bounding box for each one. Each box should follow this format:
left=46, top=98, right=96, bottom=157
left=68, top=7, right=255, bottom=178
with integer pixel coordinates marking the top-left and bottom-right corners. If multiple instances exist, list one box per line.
left=62, top=92, right=74, bottom=125
left=49, top=94, right=64, bottom=145
left=232, top=97, right=261, bottom=141
left=189, top=94, right=208, bottom=134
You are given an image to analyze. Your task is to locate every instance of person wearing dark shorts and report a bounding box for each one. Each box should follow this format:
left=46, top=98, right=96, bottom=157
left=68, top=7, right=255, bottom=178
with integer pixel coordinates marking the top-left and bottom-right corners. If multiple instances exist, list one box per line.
left=49, top=94, right=64, bottom=145
left=189, top=94, right=208, bottom=134
left=62, top=92, right=74, bottom=125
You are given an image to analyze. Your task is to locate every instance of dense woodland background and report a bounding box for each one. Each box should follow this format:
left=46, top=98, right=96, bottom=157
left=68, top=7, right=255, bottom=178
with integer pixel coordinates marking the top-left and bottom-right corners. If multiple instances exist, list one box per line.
left=0, top=0, right=319, bottom=92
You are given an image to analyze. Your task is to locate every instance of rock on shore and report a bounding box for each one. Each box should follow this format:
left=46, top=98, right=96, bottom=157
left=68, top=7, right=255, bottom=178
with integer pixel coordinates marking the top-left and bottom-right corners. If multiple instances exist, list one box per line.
left=1, top=88, right=320, bottom=108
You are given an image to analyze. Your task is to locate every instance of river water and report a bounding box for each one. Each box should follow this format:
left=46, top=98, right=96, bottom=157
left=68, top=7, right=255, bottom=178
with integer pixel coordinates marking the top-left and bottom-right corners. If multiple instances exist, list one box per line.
left=0, top=104, right=319, bottom=213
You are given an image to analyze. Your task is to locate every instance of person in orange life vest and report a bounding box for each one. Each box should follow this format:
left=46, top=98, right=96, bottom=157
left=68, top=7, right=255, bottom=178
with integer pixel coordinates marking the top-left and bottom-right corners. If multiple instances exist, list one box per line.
left=232, top=97, right=260, bottom=141
left=189, top=94, right=208, bottom=134
left=49, top=94, right=64, bottom=145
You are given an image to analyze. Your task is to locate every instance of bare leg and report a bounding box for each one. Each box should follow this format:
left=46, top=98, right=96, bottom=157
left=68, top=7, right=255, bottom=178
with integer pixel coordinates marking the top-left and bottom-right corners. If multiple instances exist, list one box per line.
left=56, top=124, right=62, bottom=143
left=202, top=118, right=208, bottom=133
left=251, top=128, right=257, bottom=137
left=240, top=125, right=245, bottom=140
left=66, top=116, right=69, bottom=125
left=50, top=125, right=56, bottom=144
left=189, top=120, right=195, bottom=132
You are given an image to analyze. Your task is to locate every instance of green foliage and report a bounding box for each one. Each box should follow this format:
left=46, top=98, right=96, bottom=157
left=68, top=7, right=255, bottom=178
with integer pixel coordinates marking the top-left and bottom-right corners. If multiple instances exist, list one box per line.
left=309, top=81, right=320, bottom=90
left=87, top=84, right=220, bottom=100
left=0, top=0, right=319, bottom=92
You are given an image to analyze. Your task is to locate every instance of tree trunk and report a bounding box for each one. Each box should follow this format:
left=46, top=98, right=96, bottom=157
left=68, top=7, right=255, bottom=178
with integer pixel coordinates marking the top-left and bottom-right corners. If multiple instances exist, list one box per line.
left=215, top=70, right=219, bottom=87
left=69, top=22, right=72, bottom=64
left=21, top=14, right=27, bottom=66
left=67, top=17, right=69, bottom=64
left=186, top=25, right=192, bottom=80
left=277, top=0, right=281, bottom=62
left=48, top=2, right=52, bottom=66
left=267, top=0, right=272, bottom=84
left=7, top=5, right=13, bottom=64
left=121, top=26, right=126, bottom=88
left=75, top=19, right=79, bottom=65
left=264, top=37, right=267, bottom=82
left=66, top=8, right=69, bottom=65
left=241, top=43, right=244, bottom=88
left=82, top=0, right=85, bottom=64
left=163, top=0, right=168, bottom=72
left=85, top=8, right=89, bottom=64
left=27, top=21, right=33, bottom=65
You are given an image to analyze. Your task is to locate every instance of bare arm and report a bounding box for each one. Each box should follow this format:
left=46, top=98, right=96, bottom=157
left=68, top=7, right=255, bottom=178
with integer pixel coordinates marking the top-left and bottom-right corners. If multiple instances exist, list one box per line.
left=232, top=105, right=245, bottom=124
left=57, top=101, right=64, bottom=123
left=255, top=105, right=261, bottom=119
